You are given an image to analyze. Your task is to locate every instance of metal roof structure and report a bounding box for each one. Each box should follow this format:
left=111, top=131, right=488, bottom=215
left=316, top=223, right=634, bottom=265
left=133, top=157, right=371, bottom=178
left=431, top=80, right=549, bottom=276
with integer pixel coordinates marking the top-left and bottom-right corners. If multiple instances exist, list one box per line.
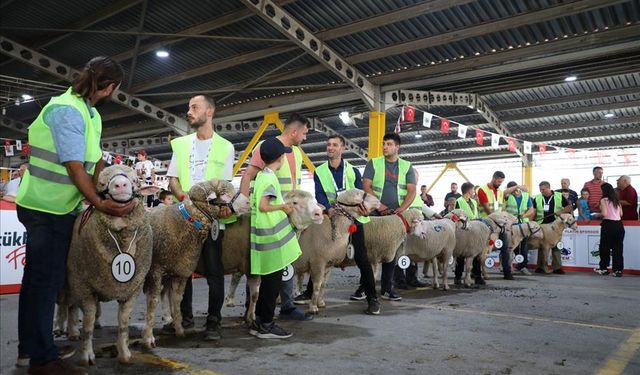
left=1, top=0, right=639, bottom=167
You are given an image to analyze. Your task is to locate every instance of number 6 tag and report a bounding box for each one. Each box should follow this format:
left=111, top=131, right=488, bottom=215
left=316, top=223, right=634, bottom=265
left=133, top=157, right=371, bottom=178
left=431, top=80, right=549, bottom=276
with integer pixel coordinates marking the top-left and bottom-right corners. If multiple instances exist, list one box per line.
left=112, top=253, right=136, bottom=283
left=397, top=255, right=410, bottom=270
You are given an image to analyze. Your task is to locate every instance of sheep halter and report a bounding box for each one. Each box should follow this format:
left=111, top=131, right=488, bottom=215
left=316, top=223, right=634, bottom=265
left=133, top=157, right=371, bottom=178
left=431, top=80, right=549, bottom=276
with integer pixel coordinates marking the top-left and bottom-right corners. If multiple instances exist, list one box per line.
left=107, top=228, right=138, bottom=283
left=396, top=213, right=411, bottom=234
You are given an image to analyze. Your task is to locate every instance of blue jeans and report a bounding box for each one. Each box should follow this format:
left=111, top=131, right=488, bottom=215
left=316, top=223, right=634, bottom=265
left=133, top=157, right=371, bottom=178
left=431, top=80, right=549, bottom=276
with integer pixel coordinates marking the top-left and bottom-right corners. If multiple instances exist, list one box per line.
left=498, top=231, right=512, bottom=275
left=279, top=276, right=295, bottom=312
left=17, top=205, right=76, bottom=366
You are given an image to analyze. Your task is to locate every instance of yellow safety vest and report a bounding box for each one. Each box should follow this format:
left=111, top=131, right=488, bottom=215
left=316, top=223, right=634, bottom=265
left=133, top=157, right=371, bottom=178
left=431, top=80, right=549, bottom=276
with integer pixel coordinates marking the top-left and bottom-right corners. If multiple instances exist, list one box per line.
left=315, top=160, right=370, bottom=224
left=370, top=157, right=422, bottom=209
left=478, top=184, right=504, bottom=218
left=16, top=87, right=101, bottom=215
left=505, top=193, right=530, bottom=223
left=534, top=192, right=563, bottom=223
left=455, top=196, right=478, bottom=220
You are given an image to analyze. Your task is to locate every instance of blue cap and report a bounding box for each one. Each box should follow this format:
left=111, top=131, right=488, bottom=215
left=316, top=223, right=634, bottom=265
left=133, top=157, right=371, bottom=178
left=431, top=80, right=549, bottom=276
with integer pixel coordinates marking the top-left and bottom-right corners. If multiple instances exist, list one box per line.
left=260, top=137, right=292, bottom=163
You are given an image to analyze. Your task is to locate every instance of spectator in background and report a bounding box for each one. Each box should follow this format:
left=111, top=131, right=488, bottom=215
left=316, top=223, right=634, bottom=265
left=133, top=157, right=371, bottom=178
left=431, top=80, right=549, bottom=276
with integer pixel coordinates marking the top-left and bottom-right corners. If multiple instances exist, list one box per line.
left=154, top=190, right=174, bottom=207
left=594, top=183, right=625, bottom=277
left=557, top=178, right=578, bottom=210
left=440, top=197, right=456, bottom=217
left=135, top=149, right=156, bottom=208
left=577, top=188, right=591, bottom=222
left=616, top=175, right=638, bottom=221
left=420, top=185, right=434, bottom=207
left=1, top=163, right=28, bottom=203
left=583, top=166, right=604, bottom=216
left=444, top=182, right=461, bottom=206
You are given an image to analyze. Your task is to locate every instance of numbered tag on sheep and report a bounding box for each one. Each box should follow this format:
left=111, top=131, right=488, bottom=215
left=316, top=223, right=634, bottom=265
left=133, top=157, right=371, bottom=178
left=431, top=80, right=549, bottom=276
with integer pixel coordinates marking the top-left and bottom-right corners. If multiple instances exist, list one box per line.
left=346, top=243, right=355, bottom=259
left=397, top=255, right=410, bottom=270
left=282, top=264, right=294, bottom=281
left=484, top=258, right=495, bottom=268
left=556, top=241, right=564, bottom=249
left=494, top=239, right=503, bottom=249
left=112, top=253, right=136, bottom=283
left=514, top=254, right=525, bottom=264
left=210, top=219, right=219, bottom=241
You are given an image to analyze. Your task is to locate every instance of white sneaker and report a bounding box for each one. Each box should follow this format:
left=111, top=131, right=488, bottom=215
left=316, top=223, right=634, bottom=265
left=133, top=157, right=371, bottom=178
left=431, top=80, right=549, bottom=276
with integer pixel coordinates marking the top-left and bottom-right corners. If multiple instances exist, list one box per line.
left=519, top=268, right=531, bottom=275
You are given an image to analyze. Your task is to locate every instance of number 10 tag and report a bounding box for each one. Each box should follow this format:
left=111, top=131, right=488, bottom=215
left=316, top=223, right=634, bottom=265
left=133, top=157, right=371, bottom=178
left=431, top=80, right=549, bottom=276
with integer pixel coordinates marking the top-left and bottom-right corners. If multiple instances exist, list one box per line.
left=112, top=253, right=136, bottom=283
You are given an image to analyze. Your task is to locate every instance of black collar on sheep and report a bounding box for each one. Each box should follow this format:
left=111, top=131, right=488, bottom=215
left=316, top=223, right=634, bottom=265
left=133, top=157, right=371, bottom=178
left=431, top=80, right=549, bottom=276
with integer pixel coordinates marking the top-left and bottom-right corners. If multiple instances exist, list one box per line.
left=334, top=191, right=369, bottom=218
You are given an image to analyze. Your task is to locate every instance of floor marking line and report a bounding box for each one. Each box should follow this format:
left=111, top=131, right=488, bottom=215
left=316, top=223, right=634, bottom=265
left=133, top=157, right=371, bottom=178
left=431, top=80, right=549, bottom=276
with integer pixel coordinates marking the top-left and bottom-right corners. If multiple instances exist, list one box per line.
left=594, top=329, right=640, bottom=375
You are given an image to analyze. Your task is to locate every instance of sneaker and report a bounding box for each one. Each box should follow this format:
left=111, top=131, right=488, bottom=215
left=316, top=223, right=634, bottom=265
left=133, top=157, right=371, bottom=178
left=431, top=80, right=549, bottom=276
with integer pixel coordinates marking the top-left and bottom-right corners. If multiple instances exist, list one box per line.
left=519, top=268, right=532, bottom=275
left=407, top=279, right=429, bottom=289
left=27, top=359, right=87, bottom=375
left=380, top=290, right=402, bottom=301
left=279, top=307, right=313, bottom=321
left=454, top=278, right=462, bottom=285
left=552, top=269, right=566, bottom=275
left=364, top=299, right=381, bottom=315
left=252, top=321, right=292, bottom=339
left=475, top=277, right=486, bottom=285
left=203, top=321, right=221, bottom=341
left=349, top=288, right=367, bottom=301
left=503, top=274, right=515, bottom=280
left=613, top=271, right=623, bottom=278
left=293, top=293, right=311, bottom=305
left=534, top=268, right=546, bottom=274
left=594, top=268, right=610, bottom=276
left=162, top=319, right=194, bottom=334
left=17, top=345, right=76, bottom=368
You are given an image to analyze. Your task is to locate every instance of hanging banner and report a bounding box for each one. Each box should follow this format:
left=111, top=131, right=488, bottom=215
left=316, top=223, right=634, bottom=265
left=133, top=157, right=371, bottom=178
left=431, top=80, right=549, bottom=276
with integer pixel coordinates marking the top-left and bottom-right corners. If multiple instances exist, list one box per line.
left=422, top=112, right=432, bottom=128
left=491, top=134, right=500, bottom=148
left=4, top=140, right=14, bottom=156
left=405, top=106, right=415, bottom=122
left=507, top=138, right=517, bottom=152
left=523, top=141, right=532, bottom=154
left=475, top=129, right=484, bottom=145
left=539, top=143, right=547, bottom=155
left=440, top=118, right=450, bottom=133
left=457, top=124, right=468, bottom=138
left=15, top=140, right=22, bottom=151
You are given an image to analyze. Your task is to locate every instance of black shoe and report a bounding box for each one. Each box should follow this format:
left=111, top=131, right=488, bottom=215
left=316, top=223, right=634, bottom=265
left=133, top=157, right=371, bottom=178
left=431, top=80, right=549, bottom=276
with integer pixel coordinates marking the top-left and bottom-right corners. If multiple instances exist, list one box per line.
left=250, top=321, right=292, bottom=339
left=454, top=278, right=462, bottom=285
left=395, top=281, right=410, bottom=290
left=293, top=293, right=311, bottom=305
left=350, top=288, right=367, bottom=301
left=203, top=321, right=221, bottom=341
left=534, top=268, right=545, bottom=274
left=17, top=345, right=75, bottom=368
left=162, top=319, right=194, bottom=334
left=475, top=277, right=486, bottom=285
left=380, top=290, right=402, bottom=301
left=552, top=269, right=566, bottom=275
left=365, top=299, right=381, bottom=315
left=613, top=271, right=623, bottom=278
left=407, top=279, right=429, bottom=289
left=503, top=274, right=515, bottom=280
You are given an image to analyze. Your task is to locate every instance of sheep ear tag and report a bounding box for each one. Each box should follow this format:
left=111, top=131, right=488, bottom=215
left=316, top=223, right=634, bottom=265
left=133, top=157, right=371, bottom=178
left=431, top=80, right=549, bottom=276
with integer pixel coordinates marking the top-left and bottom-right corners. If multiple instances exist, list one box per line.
left=112, top=253, right=136, bottom=283
left=346, top=243, right=355, bottom=260
left=210, top=220, right=219, bottom=241
left=397, top=255, right=410, bottom=270
left=282, top=264, right=294, bottom=282
left=494, top=239, right=503, bottom=249
left=515, top=254, right=524, bottom=264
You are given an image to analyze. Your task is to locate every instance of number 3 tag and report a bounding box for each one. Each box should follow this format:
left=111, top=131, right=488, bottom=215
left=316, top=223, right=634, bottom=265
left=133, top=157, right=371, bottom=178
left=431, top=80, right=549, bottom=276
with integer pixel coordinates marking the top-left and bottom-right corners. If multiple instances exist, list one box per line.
left=494, top=239, right=503, bottom=249
left=112, top=253, right=136, bottom=283
left=397, top=255, right=410, bottom=270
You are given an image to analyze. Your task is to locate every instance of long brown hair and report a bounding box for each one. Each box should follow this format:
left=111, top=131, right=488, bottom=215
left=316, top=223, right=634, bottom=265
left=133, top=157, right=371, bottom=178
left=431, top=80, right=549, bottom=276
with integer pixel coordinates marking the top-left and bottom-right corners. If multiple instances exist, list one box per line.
left=72, top=56, right=124, bottom=100
left=600, top=183, right=620, bottom=208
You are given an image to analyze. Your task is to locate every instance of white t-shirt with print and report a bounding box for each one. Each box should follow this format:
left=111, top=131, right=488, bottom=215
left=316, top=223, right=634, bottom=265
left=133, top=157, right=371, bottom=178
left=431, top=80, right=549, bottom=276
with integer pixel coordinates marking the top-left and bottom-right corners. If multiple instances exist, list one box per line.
left=167, top=137, right=234, bottom=183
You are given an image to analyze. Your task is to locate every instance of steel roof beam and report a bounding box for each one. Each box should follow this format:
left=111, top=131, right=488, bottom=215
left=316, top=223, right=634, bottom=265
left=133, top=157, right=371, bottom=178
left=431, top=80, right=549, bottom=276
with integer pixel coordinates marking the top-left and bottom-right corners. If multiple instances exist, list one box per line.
left=0, top=114, right=28, bottom=134
left=502, top=99, right=640, bottom=122
left=238, top=0, right=376, bottom=109
left=0, top=36, right=190, bottom=135
left=513, top=115, right=640, bottom=135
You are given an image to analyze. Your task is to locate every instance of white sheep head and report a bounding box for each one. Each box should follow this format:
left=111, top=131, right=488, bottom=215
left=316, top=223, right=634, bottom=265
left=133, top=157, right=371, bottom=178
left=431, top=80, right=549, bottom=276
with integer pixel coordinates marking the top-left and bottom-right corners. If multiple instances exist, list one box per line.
left=559, top=213, right=578, bottom=230
left=188, top=179, right=251, bottom=218
left=96, top=164, right=154, bottom=203
left=445, top=209, right=468, bottom=229
left=284, top=190, right=324, bottom=230
left=335, top=188, right=381, bottom=217
left=401, top=208, right=424, bottom=223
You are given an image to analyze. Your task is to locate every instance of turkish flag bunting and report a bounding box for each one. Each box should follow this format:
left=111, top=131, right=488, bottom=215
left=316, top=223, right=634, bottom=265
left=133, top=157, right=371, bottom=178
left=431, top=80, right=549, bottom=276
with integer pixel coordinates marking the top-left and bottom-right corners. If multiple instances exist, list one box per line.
left=114, top=154, right=122, bottom=164
left=507, top=137, right=516, bottom=152
left=440, top=118, right=450, bottom=133
left=539, top=143, right=546, bottom=154
left=405, top=106, right=415, bottom=122
left=21, top=142, right=29, bottom=156
left=475, top=129, right=484, bottom=145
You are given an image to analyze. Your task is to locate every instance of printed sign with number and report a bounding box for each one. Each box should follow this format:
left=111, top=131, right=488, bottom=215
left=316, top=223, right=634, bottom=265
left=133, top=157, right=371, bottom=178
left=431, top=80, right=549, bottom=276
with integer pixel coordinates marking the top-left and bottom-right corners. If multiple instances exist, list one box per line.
left=485, top=258, right=495, bottom=268
left=112, top=253, right=136, bottom=283
left=282, top=264, right=294, bottom=281
left=515, top=254, right=524, bottom=264
left=397, top=255, right=410, bottom=270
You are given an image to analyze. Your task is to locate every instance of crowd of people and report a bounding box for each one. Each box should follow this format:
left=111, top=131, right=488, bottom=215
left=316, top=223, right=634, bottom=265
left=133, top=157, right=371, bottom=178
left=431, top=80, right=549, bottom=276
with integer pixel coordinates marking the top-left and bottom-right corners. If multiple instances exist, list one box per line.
left=4, top=56, right=638, bottom=375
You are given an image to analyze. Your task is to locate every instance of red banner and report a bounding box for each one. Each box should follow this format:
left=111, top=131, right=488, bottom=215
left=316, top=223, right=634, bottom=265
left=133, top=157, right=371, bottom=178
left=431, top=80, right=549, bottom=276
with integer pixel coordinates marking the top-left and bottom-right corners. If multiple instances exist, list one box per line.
left=539, top=143, right=546, bottom=154
left=507, top=137, right=516, bottom=152
left=475, top=129, right=484, bottom=145
left=440, top=118, right=450, bottom=133
left=405, top=106, right=415, bottom=122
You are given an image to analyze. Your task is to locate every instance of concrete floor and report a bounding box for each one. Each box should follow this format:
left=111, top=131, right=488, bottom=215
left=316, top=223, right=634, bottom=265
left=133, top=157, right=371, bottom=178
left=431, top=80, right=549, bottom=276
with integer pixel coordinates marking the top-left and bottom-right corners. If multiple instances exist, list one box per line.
left=1, top=268, right=639, bottom=375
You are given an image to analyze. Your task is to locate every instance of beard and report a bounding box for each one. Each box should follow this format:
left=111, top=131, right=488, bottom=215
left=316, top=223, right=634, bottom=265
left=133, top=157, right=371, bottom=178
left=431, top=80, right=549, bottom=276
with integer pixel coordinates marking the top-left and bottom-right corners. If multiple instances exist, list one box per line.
left=188, top=115, right=206, bottom=129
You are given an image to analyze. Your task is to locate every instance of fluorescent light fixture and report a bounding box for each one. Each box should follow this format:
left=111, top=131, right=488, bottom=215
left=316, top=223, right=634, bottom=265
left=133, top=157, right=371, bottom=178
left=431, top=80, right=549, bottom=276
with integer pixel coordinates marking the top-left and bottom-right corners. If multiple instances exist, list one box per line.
left=414, top=133, right=422, bottom=139
left=339, top=111, right=351, bottom=125
left=467, top=105, right=474, bottom=109
left=155, top=50, right=170, bottom=58
left=604, top=113, right=615, bottom=118
left=564, top=75, right=577, bottom=82
left=21, top=94, right=33, bottom=101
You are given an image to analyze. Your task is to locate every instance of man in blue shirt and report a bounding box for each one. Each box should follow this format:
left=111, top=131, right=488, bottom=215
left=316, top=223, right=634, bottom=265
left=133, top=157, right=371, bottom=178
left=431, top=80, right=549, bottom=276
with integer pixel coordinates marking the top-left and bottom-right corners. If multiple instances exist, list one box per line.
left=505, top=181, right=535, bottom=275
left=294, top=135, right=380, bottom=315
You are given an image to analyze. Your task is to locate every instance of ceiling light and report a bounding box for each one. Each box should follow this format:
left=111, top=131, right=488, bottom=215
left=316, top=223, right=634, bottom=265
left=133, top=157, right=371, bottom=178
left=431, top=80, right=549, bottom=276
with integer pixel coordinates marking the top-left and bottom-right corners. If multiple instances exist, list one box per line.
left=414, top=133, right=422, bottom=139
left=467, top=105, right=474, bottom=109
left=155, top=50, right=170, bottom=58
left=564, top=75, right=577, bottom=82
left=339, top=111, right=351, bottom=125
left=604, top=113, right=615, bottom=118
left=21, top=94, right=33, bottom=101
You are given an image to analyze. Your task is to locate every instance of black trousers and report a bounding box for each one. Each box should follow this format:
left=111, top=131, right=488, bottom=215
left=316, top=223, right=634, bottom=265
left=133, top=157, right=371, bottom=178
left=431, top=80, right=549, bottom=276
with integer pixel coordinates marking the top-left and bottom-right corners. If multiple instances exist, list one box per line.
left=181, top=230, right=225, bottom=324
left=304, top=223, right=378, bottom=300
left=17, top=206, right=76, bottom=366
left=380, top=261, right=396, bottom=293
left=454, top=256, right=482, bottom=280
left=393, top=263, right=419, bottom=285
left=599, top=220, right=625, bottom=272
left=513, top=237, right=529, bottom=269
left=255, top=269, right=284, bottom=324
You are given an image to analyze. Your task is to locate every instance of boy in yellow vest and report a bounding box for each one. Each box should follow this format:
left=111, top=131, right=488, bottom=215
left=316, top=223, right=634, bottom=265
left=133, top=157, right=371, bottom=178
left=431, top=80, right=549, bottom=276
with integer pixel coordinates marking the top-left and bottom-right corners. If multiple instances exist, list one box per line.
left=249, top=137, right=301, bottom=339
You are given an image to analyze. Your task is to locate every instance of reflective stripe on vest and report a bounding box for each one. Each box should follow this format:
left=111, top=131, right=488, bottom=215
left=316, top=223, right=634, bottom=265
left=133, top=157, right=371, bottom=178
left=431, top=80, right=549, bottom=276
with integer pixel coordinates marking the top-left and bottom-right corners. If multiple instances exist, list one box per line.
left=478, top=184, right=504, bottom=218
left=250, top=171, right=301, bottom=275
left=16, top=87, right=102, bottom=215
left=371, top=157, right=421, bottom=208
left=171, top=132, right=236, bottom=224
left=505, top=192, right=530, bottom=223
left=455, top=196, right=478, bottom=220
left=534, top=192, right=563, bottom=223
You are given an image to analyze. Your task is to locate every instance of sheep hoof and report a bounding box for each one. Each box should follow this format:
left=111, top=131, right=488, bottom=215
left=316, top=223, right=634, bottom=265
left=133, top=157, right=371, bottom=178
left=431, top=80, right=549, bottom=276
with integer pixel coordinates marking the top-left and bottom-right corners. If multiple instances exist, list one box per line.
left=442, top=285, right=450, bottom=291
left=317, top=301, right=326, bottom=308
left=117, top=355, right=133, bottom=365
left=53, top=329, right=65, bottom=337
left=142, top=336, right=156, bottom=349
left=308, top=306, right=319, bottom=315
left=68, top=335, right=81, bottom=341
left=224, top=297, right=235, bottom=307
left=79, top=355, right=96, bottom=366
